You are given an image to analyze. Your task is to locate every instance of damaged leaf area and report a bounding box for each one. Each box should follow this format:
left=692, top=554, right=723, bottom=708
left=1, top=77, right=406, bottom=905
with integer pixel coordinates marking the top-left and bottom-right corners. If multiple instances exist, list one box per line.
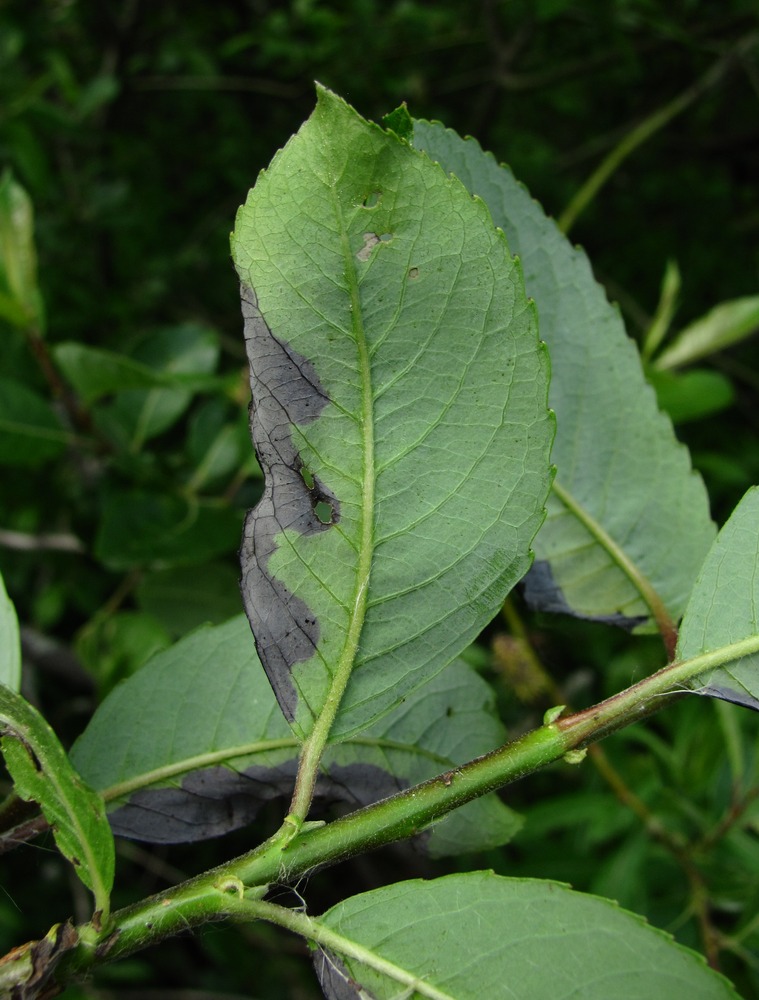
left=231, top=86, right=552, bottom=741
left=71, top=616, right=520, bottom=856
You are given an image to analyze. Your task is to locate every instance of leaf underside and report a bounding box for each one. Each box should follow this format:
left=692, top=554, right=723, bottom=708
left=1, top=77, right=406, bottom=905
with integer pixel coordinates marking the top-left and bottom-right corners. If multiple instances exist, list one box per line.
left=412, top=121, right=715, bottom=632
left=312, top=872, right=738, bottom=999
left=678, top=487, right=759, bottom=710
left=71, top=616, right=520, bottom=857
left=231, top=87, right=552, bottom=741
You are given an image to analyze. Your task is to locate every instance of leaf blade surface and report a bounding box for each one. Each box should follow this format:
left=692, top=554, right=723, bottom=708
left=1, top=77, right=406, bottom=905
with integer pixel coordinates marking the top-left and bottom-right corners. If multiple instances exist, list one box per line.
left=71, top=616, right=519, bottom=855
left=412, top=121, right=715, bottom=635
left=312, top=872, right=738, bottom=999
left=678, top=487, right=759, bottom=709
left=231, top=87, right=552, bottom=741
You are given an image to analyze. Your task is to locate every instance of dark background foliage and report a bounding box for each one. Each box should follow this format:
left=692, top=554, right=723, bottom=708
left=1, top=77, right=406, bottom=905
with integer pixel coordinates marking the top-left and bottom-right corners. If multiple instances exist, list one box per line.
left=0, top=2, right=758, bottom=997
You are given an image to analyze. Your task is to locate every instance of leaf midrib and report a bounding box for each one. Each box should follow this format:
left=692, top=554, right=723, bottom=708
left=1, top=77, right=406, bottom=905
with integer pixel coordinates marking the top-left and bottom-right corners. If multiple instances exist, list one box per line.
left=287, top=182, right=376, bottom=818
left=552, top=478, right=676, bottom=646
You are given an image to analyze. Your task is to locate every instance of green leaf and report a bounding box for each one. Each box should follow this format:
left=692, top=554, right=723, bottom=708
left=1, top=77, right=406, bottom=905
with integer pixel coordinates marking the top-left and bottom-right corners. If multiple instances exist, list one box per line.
left=311, top=873, right=738, bottom=999
left=656, top=295, right=759, bottom=371
left=231, top=86, right=552, bottom=742
left=185, top=398, right=252, bottom=491
left=0, top=571, right=21, bottom=692
left=647, top=367, right=735, bottom=424
left=412, top=121, right=715, bottom=636
left=0, top=170, right=44, bottom=332
left=94, top=488, right=242, bottom=570
left=71, top=616, right=519, bottom=855
left=0, top=685, right=114, bottom=916
left=0, top=377, right=68, bottom=465
left=382, top=102, right=414, bottom=142
left=678, top=487, right=759, bottom=710
left=75, top=610, right=172, bottom=694
left=642, top=258, right=681, bottom=362
left=92, top=323, right=220, bottom=449
left=53, top=341, right=222, bottom=406
left=135, top=561, right=243, bottom=636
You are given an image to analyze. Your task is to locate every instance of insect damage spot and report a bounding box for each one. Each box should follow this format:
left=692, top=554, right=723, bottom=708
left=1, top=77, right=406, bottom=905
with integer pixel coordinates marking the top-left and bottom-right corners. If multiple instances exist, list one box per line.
left=361, top=190, right=381, bottom=209
left=408, top=266, right=419, bottom=280
left=240, top=283, right=341, bottom=722
left=356, top=232, right=392, bottom=262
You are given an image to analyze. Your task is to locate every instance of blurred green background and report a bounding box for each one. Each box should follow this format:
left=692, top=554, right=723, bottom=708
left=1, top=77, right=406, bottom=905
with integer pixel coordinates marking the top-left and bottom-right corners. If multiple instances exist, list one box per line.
left=1, top=2, right=758, bottom=997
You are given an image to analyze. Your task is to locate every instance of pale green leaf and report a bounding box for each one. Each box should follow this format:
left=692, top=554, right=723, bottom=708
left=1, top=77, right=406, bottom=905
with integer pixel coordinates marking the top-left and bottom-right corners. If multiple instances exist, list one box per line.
left=412, top=121, right=714, bottom=634
left=71, top=616, right=519, bottom=855
left=312, top=872, right=738, bottom=999
left=656, top=295, right=759, bottom=371
left=678, top=487, right=759, bottom=709
left=231, top=86, right=552, bottom=742
left=0, top=685, right=114, bottom=915
left=0, top=571, right=21, bottom=692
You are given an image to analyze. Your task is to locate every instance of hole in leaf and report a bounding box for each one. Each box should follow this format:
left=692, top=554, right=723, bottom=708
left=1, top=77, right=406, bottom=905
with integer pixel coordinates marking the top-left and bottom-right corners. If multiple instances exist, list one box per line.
left=408, top=267, right=419, bottom=280
left=361, top=190, right=381, bottom=208
left=300, top=466, right=315, bottom=489
left=379, top=233, right=393, bottom=242
left=314, top=500, right=334, bottom=524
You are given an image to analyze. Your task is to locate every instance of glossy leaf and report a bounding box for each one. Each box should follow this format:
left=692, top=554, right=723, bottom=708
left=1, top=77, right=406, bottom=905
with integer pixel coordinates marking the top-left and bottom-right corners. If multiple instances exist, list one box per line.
left=231, top=86, right=552, bottom=741
left=678, top=487, right=759, bottom=710
left=312, top=872, right=737, bottom=999
left=0, top=571, right=21, bottom=692
left=412, top=121, right=715, bottom=634
left=656, top=295, right=759, bottom=371
left=0, top=685, right=114, bottom=915
left=71, top=616, right=519, bottom=856
left=0, top=378, right=68, bottom=466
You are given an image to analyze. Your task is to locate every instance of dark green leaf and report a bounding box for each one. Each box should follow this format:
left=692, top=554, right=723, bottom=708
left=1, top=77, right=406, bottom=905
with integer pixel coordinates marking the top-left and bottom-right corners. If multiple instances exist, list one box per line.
left=92, top=323, right=220, bottom=449
left=0, top=377, right=68, bottom=465
left=95, top=489, right=242, bottom=570
left=53, top=342, right=222, bottom=406
left=647, top=367, right=735, bottom=424
left=135, top=562, right=243, bottom=636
